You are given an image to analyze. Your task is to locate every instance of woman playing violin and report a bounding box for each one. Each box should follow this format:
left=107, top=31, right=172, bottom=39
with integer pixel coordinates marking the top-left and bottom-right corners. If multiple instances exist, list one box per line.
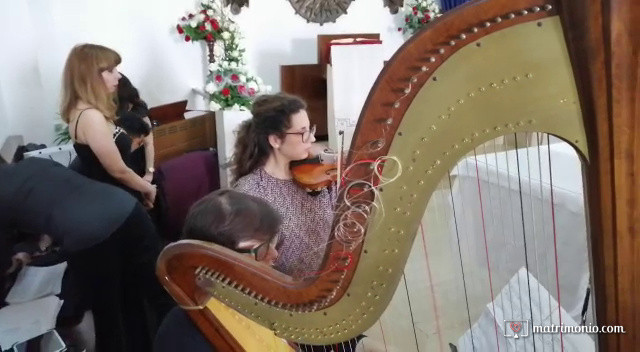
left=231, top=93, right=337, bottom=279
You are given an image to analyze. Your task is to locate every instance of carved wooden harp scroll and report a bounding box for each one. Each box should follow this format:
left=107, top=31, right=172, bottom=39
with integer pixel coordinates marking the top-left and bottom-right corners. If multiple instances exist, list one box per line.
left=156, top=0, right=639, bottom=350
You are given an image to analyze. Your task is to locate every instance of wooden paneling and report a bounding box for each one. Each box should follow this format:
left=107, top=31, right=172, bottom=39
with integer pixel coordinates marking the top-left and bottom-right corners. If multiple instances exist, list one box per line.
left=280, top=64, right=328, bottom=138
left=153, top=112, right=216, bottom=165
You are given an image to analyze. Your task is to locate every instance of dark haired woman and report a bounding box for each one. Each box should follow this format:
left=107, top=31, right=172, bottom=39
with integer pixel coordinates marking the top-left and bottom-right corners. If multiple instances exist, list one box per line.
left=116, top=74, right=155, bottom=182
left=231, top=93, right=336, bottom=279
left=154, top=189, right=292, bottom=351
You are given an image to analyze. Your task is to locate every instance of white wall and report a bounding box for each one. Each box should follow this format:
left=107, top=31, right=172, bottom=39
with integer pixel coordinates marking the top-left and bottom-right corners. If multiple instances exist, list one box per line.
left=0, top=0, right=406, bottom=145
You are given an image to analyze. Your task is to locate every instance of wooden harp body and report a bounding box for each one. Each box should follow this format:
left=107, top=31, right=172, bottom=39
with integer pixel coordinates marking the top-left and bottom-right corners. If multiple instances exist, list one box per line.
left=157, top=0, right=639, bottom=350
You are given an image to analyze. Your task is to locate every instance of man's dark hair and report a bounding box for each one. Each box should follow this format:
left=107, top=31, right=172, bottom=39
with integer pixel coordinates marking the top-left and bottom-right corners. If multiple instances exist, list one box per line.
left=182, top=189, right=281, bottom=250
left=116, top=112, right=151, bottom=138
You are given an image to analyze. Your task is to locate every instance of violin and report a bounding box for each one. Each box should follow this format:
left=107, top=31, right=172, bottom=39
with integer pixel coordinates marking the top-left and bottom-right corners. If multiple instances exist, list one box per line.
left=290, top=149, right=339, bottom=194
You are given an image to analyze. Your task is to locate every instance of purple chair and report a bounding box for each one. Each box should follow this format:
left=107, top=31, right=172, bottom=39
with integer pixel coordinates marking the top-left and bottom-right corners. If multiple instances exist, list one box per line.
left=154, top=150, right=220, bottom=241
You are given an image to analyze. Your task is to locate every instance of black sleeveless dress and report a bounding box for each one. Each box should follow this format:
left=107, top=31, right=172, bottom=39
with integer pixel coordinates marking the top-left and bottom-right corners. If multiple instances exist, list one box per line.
left=70, top=109, right=141, bottom=200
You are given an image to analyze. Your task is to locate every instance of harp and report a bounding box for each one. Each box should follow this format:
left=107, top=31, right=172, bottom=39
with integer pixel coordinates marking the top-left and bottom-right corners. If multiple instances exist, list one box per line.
left=156, top=0, right=639, bottom=350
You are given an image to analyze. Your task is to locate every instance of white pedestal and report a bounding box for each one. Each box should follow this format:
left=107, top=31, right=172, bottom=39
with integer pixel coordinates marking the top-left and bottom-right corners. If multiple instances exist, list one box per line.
left=326, top=44, right=384, bottom=152
left=214, top=110, right=252, bottom=188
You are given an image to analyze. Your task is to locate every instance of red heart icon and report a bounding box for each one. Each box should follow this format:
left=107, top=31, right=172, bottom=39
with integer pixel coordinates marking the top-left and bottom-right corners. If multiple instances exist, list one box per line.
left=510, top=322, right=522, bottom=333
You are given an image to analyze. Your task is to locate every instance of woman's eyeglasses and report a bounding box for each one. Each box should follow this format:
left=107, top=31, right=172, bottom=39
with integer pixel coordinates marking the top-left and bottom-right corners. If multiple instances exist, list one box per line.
left=284, top=125, right=316, bottom=143
left=236, top=236, right=277, bottom=261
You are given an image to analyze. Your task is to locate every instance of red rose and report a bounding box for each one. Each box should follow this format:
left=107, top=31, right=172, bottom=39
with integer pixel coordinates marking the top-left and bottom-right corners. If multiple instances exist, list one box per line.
left=211, top=19, right=220, bottom=31
left=248, top=88, right=256, bottom=96
left=413, top=10, right=418, bottom=15
left=200, top=10, right=207, bottom=14
left=199, top=25, right=206, bottom=31
left=412, top=6, right=417, bottom=11
left=230, top=74, right=239, bottom=82
left=206, top=33, right=213, bottom=41
left=405, top=16, right=409, bottom=22
left=424, top=13, right=431, bottom=20
left=185, top=35, right=191, bottom=42
left=188, top=13, right=194, bottom=19
left=422, top=18, right=427, bottom=23
left=176, top=25, right=184, bottom=34
left=398, top=27, right=403, bottom=32
left=215, top=75, right=224, bottom=83
left=237, top=85, right=246, bottom=94
left=181, top=16, right=187, bottom=21
left=221, top=88, right=231, bottom=97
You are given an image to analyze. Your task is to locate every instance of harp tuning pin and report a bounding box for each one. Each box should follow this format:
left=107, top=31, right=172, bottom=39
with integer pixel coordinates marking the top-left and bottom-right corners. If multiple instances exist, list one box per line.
left=459, top=33, right=466, bottom=40
left=471, top=27, right=478, bottom=33
left=449, top=40, right=455, bottom=46
left=438, top=48, right=445, bottom=54
left=495, top=17, right=502, bottom=23
left=532, top=6, right=540, bottom=12
left=544, top=4, right=552, bottom=10
left=521, top=9, right=528, bottom=15
left=428, top=57, right=436, bottom=62
left=507, top=13, right=515, bottom=19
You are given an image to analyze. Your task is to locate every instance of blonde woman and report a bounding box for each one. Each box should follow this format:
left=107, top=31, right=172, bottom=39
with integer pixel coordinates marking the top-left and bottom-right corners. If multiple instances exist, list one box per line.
left=62, top=44, right=156, bottom=207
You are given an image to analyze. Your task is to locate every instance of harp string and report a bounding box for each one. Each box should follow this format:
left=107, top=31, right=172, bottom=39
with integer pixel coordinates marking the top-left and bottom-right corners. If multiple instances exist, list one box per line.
left=486, top=139, right=517, bottom=352
left=514, top=133, right=538, bottom=352
left=534, top=134, right=555, bottom=352
left=546, top=134, right=564, bottom=351
left=378, top=320, right=388, bottom=352
left=473, top=146, right=503, bottom=351
left=401, top=271, right=420, bottom=351
left=502, top=136, right=528, bottom=339
left=447, top=172, right=476, bottom=352
left=418, top=221, right=445, bottom=351
left=523, top=132, right=545, bottom=351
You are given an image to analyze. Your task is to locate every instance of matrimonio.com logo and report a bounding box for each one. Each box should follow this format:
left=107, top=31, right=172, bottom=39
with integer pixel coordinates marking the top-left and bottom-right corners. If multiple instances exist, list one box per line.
left=504, top=320, right=530, bottom=339
left=504, top=320, right=626, bottom=338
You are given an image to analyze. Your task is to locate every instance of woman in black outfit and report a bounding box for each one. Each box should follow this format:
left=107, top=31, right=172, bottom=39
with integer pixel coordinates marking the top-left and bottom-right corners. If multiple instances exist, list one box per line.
left=62, top=44, right=156, bottom=208
left=0, top=158, right=173, bottom=351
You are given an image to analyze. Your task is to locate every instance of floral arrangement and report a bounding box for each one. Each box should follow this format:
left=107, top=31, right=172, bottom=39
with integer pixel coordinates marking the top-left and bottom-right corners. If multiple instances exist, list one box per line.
left=398, top=0, right=442, bottom=36
left=176, top=0, right=270, bottom=111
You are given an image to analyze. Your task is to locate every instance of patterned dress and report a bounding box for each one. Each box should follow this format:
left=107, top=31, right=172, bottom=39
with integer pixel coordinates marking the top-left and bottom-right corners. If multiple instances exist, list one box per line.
left=234, top=168, right=337, bottom=278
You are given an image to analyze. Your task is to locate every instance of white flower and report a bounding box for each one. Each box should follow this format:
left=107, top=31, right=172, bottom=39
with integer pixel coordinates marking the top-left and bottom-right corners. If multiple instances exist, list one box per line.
left=221, top=31, right=231, bottom=40
left=201, top=0, right=208, bottom=5
left=208, top=62, right=219, bottom=71
left=213, top=44, right=224, bottom=57
left=205, top=22, right=212, bottom=31
left=207, top=9, right=214, bottom=16
left=239, top=105, right=248, bottom=111
left=229, top=62, right=237, bottom=69
left=221, top=61, right=229, bottom=69
left=247, top=81, right=258, bottom=91
left=230, top=104, right=240, bottom=111
left=197, top=14, right=206, bottom=22
left=205, top=82, right=216, bottom=94
left=209, top=101, right=222, bottom=111
left=255, top=76, right=263, bottom=85
left=190, top=20, right=198, bottom=27
left=265, top=85, right=272, bottom=93
left=421, top=1, right=427, bottom=6
left=238, top=74, right=246, bottom=83
left=231, top=50, right=239, bottom=57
